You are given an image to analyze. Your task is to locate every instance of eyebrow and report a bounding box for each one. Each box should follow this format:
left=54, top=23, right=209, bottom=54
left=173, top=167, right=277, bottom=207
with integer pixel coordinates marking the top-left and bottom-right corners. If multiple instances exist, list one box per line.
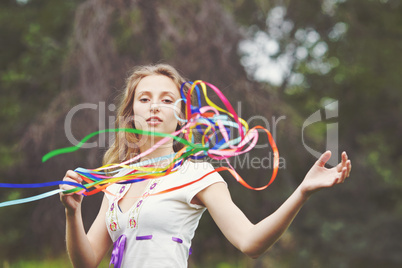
left=137, top=90, right=178, bottom=97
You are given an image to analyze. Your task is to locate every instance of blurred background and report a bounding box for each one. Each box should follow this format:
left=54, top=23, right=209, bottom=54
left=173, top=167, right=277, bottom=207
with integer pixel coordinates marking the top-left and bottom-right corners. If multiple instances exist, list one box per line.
left=1, top=0, right=401, bottom=267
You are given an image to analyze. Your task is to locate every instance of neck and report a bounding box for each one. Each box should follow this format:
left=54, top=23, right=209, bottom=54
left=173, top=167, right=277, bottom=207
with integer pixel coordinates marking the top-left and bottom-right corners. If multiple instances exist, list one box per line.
left=138, top=139, right=175, bottom=167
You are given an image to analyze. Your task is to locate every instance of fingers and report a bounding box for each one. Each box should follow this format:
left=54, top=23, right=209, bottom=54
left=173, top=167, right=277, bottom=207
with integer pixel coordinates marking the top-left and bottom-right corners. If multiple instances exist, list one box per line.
left=333, top=152, right=350, bottom=185
left=337, top=152, right=352, bottom=177
left=336, top=152, right=347, bottom=171
left=346, top=159, right=351, bottom=177
left=316, top=151, right=332, bottom=167
left=61, top=170, right=83, bottom=193
left=335, top=166, right=349, bottom=185
left=340, top=167, right=347, bottom=182
left=59, top=170, right=85, bottom=212
left=342, top=151, right=347, bottom=167
left=65, top=170, right=83, bottom=183
left=342, top=152, right=351, bottom=177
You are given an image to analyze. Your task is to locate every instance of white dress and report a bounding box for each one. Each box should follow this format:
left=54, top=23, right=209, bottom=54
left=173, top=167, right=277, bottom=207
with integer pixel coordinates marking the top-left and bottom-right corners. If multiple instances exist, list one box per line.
left=105, top=160, right=226, bottom=268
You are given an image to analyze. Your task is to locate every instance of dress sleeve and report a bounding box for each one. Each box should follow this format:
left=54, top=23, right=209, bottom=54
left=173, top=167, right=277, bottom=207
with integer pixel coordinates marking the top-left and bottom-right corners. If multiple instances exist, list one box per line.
left=104, top=184, right=119, bottom=201
left=184, top=161, right=227, bottom=209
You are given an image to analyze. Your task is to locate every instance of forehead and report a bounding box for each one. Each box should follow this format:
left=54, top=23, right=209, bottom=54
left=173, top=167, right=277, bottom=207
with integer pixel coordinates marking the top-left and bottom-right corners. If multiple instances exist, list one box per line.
left=135, top=75, right=179, bottom=96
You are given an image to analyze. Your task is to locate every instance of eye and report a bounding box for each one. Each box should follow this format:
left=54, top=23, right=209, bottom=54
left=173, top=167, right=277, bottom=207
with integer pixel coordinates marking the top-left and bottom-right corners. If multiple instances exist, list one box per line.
left=162, top=99, right=173, bottom=104
left=139, top=98, right=150, bottom=103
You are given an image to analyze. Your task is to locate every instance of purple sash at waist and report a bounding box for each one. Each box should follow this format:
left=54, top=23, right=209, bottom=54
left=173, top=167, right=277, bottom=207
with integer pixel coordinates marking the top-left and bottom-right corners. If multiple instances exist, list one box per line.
left=110, top=234, right=127, bottom=268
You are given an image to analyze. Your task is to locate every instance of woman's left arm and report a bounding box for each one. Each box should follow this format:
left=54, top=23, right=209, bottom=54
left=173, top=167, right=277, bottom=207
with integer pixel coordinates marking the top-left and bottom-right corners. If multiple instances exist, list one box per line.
left=196, top=151, right=351, bottom=259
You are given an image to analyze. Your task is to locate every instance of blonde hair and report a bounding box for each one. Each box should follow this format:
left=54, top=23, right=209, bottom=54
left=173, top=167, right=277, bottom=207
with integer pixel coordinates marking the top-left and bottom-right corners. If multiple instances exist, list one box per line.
left=103, top=64, right=190, bottom=166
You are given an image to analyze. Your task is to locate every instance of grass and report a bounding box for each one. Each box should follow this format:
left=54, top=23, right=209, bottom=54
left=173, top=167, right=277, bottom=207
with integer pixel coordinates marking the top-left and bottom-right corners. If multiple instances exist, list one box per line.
left=2, top=255, right=111, bottom=268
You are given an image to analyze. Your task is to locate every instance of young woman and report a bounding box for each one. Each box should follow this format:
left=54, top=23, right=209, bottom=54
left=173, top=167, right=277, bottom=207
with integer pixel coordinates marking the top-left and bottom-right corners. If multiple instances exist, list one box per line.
left=60, top=64, right=352, bottom=268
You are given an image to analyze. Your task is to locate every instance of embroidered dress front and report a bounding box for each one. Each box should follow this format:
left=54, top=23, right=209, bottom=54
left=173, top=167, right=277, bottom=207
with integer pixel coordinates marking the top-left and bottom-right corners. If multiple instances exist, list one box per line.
left=105, top=160, right=226, bottom=268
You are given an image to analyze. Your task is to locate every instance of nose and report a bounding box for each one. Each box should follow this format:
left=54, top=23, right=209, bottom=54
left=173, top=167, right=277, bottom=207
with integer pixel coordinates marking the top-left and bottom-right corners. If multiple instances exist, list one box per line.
left=150, top=103, right=160, bottom=112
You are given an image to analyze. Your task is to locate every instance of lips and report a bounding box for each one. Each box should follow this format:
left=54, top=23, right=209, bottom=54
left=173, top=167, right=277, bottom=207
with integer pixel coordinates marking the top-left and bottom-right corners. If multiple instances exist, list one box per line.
left=146, top=116, right=162, bottom=123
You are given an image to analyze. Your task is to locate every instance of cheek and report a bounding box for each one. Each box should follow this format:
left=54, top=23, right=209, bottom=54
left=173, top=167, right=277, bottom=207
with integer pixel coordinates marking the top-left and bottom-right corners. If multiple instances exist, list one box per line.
left=133, top=118, right=148, bottom=132
left=170, top=105, right=184, bottom=124
left=164, top=108, right=178, bottom=125
left=173, top=101, right=184, bottom=119
left=133, top=106, right=148, bottom=128
left=161, top=102, right=180, bottom=117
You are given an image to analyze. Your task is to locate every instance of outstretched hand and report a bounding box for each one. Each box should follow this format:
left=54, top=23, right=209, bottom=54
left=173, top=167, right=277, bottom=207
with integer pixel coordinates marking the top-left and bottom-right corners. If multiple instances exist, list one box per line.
left=299, top=151, right=352, bottom=198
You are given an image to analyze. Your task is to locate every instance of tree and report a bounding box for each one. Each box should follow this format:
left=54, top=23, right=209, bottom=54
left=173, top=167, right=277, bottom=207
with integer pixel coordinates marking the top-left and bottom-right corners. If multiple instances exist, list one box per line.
left=239, top=0, right=402, bottom=266
left=2, top=0, right=401, bottom=267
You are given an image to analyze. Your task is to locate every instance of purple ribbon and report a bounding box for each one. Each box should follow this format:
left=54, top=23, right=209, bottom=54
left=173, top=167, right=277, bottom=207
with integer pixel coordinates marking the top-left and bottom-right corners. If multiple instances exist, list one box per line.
left=110, top=234, right=127, bottom=268
left=136, top=235, right=153, bottom=240
left=172, top=237, right=192, bottom=255
left=172, top=237, right=183, bottom=243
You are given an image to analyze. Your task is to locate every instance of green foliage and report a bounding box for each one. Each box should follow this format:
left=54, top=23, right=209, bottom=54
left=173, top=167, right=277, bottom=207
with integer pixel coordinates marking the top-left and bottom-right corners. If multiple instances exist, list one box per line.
left=2, top=254, right=110, bottom=268
left=0, top=190, right=30, bottom=260
left=0, top=0, right=81, bottom=260
left=0, top=0, right=79, bottom=171
left=237, top=0, right=402, bottom=266
left=268, top=0, right=402, bottom=266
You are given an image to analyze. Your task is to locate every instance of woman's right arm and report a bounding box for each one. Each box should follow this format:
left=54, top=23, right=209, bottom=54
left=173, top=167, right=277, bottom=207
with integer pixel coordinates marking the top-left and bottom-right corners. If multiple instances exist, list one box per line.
left=61, top=170, right=113, bottom=268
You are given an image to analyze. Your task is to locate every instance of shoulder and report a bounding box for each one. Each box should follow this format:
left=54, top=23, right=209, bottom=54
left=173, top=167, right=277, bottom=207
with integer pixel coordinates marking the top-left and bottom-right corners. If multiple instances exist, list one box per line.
left=104, top=184, right=120, bottom=201
left=178, top=159, right=216, bottom=175
left=177, top=159, right=227, bottom=208
left=195, top=180, right=230, bottom=205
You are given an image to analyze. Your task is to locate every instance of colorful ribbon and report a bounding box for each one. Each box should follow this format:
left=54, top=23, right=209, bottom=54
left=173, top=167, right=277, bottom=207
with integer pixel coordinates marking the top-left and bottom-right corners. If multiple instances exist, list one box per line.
left=0, top=81, right=279, bottom=207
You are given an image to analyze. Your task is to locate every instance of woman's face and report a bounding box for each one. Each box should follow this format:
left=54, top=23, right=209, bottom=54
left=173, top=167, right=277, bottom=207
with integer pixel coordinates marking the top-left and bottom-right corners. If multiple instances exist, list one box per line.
left=133, top=75, right=182, bottom=136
